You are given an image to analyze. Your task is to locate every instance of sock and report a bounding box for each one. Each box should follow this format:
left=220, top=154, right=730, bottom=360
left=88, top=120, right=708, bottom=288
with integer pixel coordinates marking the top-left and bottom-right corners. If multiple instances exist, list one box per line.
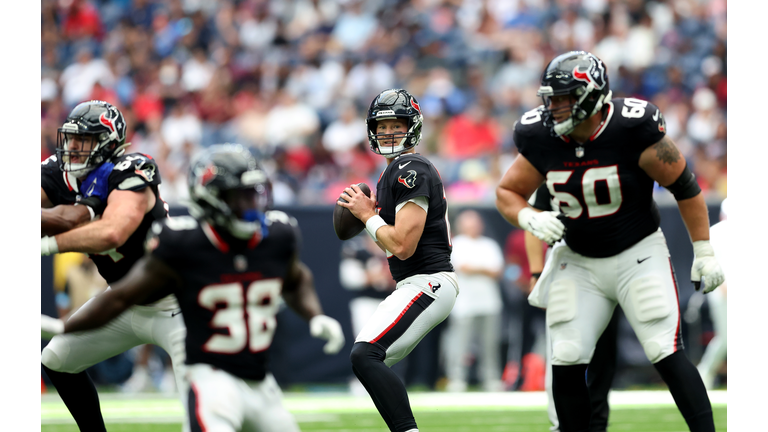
left=552, top=364, right=591, bottom=432
left=42, top=365, right=107, bottom=432
left=350, top=342, right=418, bottom=432
left=653, top=351, right=715, bottom=432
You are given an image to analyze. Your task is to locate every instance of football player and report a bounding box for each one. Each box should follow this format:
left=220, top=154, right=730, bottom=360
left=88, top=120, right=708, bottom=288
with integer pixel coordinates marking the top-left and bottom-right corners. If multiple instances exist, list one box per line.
left=60, top=144, right=345, bottom=432
left=338, top=89, right=458, bottom=432
left=526, top=184, right=618, bottom=432
left=40, top=100, right=187, bottom=432
left=696, top=198, right=728, bottom=390
left=496, top=51, right=724, bottom=432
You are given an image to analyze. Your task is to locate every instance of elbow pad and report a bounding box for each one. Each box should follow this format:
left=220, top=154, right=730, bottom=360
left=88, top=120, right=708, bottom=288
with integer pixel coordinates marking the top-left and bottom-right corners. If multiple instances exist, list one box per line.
left=664, top=164, right=701, bottom=201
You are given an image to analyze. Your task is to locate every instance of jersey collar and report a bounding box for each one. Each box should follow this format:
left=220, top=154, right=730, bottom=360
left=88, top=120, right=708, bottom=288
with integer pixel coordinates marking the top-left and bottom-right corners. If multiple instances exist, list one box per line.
left=63, top=171, right=80, bottom=193
left=201, top=222, right=262, bottom=253
left=588, top=101, right=614, bottom=141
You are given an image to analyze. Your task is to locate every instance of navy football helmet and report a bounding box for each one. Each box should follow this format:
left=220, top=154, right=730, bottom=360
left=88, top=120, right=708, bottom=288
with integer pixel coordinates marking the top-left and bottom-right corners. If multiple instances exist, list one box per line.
left=188, top=144, right=272, bottom=240
left=537, top=51, right=612, bottom=136
left=366, top=89, right=423, bottom=158
left=56, top=100, right=128, bottom=177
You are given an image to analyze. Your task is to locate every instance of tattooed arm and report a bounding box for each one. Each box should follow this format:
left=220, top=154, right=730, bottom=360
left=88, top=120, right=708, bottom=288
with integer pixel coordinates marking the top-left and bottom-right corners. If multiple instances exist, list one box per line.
left=639, top=135, right=710, bottom=242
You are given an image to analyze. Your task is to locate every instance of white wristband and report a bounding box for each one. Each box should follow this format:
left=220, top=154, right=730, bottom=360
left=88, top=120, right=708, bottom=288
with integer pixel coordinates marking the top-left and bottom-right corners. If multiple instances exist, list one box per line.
left=75, top=203, right=96, bottom=221
left=365, top=215, right=387, bottom=242
left=692, top=240, right=714, bottom=257
left=41, top=236, right=59, bottom=256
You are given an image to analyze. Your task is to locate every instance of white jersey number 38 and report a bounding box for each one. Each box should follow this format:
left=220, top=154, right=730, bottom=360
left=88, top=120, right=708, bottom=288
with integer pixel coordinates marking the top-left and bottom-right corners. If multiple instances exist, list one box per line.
left=546, top=165, right=622, bottom=219
left=198, top=278, right=282, bottom=354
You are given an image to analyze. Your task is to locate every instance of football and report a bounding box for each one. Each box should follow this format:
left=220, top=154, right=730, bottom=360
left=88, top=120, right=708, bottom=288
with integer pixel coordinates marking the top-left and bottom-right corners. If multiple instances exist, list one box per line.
left=333, top=183, right=371, bottom=241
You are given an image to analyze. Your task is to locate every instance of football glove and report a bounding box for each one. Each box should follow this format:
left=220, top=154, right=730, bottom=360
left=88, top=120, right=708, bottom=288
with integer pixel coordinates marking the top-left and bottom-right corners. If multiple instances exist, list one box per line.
left=517, top=207, right=565, bottom=245
left=691, top=240, right=725, bottom=293
left=309, top=314, right=345, bottom=355
left=41, top=314, right=64, bottom=340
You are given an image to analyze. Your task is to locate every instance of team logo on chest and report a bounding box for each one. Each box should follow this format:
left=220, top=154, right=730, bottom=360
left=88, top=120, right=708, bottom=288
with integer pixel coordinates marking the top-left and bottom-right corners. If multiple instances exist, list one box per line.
left=234, top=255, right=248, bottom=272
left=398, top=170, right=417, bottom=189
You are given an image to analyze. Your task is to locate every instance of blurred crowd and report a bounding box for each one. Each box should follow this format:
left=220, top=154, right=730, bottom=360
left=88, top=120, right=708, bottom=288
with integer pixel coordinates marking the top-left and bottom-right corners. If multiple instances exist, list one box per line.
left=41, top=0, right=727, bottom=206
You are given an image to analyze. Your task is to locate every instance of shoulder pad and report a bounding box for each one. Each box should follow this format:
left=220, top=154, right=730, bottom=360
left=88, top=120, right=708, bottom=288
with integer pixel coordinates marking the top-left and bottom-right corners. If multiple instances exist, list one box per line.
left=109, top=153, right=161, bottom=191
left=514, top=106, right=547, bottom=137
left=614, top=98, right=662, bottom=126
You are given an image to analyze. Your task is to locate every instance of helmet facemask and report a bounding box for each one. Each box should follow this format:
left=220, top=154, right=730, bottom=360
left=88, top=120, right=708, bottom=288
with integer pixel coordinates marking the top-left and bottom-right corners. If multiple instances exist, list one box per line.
left=366, top=89, right=424, bottom=158
left=56, top=101, right=128, bottom=177
left=368, top=116, right=421, bottom=159
left=537, top=51, right=612, bottom=137
left=538, top=85, right=612, bottom=137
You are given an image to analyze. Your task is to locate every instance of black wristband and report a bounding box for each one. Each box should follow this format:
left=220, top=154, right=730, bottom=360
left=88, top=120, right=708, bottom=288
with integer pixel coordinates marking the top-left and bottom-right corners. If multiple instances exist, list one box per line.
left=76, top=196, right=106, bottom=216
left=531, top=272, right=542, bottom=278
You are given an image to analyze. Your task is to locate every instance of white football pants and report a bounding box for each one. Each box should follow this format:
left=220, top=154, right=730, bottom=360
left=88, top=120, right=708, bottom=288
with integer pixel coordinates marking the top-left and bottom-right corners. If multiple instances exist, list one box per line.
left=42, top=295, right=188, bottom=430
left=538, top=229, right=683, bottom=366
left=186, top=364, right=299, bottom=432
left=355, top=271, right=458, bottom=367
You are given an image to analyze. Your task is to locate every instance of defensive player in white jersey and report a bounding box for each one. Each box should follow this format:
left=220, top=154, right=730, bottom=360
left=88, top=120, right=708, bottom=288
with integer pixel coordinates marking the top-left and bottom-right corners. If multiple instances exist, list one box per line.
left=339, top=89, right=458, bottom=432
left=496, top=51, right=724, bottom=432
left=60, top=144, right=345, bottom=432
left=40, top=100, right=189, bottom=432
left=697, top=198, right=728, bottom=389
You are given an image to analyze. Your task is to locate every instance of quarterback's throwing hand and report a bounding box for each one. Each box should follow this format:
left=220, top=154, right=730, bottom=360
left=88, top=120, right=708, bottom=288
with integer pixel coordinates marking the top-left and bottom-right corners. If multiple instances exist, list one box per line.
left=41, top=314, right=64, bottom=340
left=690, top=240, right=725, bottom=293
left=309, top=315, right=345, bottom=355
left=517, top=207, right=565, bottom=245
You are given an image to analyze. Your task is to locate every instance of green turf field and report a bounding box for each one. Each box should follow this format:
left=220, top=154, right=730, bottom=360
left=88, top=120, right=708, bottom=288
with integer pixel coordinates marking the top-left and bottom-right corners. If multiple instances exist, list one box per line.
left=42, top=390, right=727, bottom=431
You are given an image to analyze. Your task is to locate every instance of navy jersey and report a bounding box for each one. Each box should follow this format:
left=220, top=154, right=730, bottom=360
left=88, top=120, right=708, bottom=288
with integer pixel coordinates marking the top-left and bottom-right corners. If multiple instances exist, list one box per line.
left=375, top=153, right=453, bottom=282
left=41, top=153, right=167, bottom=284
left=148, top=211, right=300, bottom=381
left=514, top=98, right=667, bottom=258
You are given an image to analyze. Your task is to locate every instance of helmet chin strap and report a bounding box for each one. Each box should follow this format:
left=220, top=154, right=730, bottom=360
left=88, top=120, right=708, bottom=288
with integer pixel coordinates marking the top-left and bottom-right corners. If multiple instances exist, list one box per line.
left=553, top=90, right=612, bottom=137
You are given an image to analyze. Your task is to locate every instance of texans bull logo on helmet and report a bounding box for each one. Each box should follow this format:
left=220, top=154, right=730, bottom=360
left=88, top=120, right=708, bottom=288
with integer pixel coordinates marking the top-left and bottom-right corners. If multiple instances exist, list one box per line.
left=398, top=170, right=417, bottom=189
left=571, top=56, right=607, bottom=90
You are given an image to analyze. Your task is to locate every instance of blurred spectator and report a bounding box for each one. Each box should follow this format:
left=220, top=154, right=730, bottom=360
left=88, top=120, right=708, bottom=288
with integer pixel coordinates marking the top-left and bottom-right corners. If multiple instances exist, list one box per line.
left=322, top=101, right=367, bottom=166
left=445, top=210, right=504, bottom=392
left=40, top=0, right=727, bottom=206
left=59, top=47, right=114, bottom=107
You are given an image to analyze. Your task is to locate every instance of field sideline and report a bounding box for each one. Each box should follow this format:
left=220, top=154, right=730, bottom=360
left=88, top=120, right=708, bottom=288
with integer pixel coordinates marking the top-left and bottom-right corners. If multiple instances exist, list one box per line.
left=42, top=389, right=727, bottom=430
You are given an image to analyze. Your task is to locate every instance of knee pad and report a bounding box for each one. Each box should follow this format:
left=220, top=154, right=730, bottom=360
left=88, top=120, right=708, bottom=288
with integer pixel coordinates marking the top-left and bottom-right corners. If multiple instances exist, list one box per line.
left=547, top=279, right=577, bottom=325
left=551, top=327, right=582, bottom=364
left=41, top=345, right=64, bottom=371
left=350, top=342, right=385, bottom=370
left=629, top=276, right=670, bottom=322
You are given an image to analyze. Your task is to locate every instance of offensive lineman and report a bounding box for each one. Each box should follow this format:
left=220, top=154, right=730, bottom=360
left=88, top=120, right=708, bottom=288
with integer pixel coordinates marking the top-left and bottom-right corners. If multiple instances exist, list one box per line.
left=40, top=100, right=188, bottom=432
left=496, top=51, right=724, bottom=432
left=61, top=144, right=345, bottom=432
left=338, top=89, right=458, bottom=432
